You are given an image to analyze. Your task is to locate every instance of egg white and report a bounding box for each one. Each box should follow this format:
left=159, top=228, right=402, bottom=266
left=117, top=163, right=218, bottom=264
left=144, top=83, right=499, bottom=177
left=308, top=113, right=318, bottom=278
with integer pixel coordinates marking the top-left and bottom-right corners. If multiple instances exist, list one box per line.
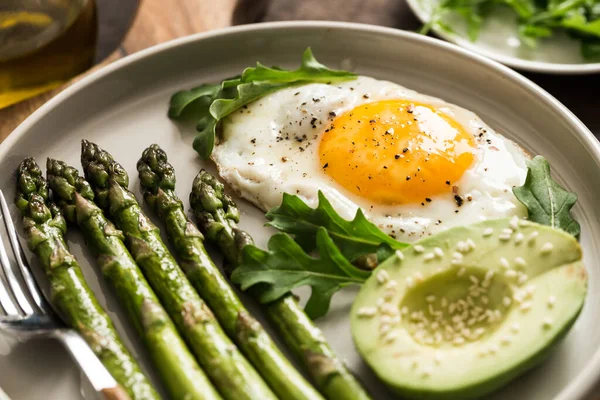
left=212, top=76, right=529, bottom=241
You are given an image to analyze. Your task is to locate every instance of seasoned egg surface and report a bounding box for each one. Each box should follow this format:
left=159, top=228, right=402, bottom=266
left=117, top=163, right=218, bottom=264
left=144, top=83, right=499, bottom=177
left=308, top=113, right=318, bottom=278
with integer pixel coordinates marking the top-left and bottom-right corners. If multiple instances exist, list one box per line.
left=212, top=76, right=528, bottom=241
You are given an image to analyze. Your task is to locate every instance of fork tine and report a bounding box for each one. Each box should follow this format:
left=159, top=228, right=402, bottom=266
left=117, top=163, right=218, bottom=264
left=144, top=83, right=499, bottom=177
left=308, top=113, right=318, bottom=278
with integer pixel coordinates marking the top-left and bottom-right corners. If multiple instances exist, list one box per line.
left=0, top=191, right=34, bottom=316
left=0, top=191, right=46, bottom=314
left=0, top=273, right=19, bottom=316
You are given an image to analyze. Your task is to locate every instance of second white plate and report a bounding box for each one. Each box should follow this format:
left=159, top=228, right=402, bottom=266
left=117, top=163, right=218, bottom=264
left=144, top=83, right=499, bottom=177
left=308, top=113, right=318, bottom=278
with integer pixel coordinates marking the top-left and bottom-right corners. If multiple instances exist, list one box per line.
left=406, top=0, right=600, bottom=74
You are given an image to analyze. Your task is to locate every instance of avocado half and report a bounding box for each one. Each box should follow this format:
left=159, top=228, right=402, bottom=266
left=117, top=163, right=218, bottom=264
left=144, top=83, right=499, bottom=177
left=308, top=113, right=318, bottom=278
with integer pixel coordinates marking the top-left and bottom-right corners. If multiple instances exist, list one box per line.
left=351, top=218, right=587, bottom=399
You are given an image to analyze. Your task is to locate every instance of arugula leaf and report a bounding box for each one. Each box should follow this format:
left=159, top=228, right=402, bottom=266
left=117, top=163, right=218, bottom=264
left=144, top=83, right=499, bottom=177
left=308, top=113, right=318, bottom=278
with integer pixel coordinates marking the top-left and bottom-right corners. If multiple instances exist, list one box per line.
left=231, top=228, right=370, bottom=319
left=513, top=155, right=580, bottom=238
left=266, top=191, right=409, bottom=266
left=581, top=38, right=600, bottom=60
left=169, top=48, right=357, bottom=159
left=168, top=83, right=221, bottom=118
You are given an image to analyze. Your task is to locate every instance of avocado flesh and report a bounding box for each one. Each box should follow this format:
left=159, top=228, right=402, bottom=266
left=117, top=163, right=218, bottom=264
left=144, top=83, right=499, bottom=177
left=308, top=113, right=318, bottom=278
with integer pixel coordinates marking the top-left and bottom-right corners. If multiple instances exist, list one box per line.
left=351, top=218, right=587, bottom=400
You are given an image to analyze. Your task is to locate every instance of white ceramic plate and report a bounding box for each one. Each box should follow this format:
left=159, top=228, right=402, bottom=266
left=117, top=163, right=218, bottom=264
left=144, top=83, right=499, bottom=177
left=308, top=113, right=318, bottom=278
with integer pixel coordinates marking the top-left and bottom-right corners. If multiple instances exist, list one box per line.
left=0, top=21, right=599, bottom=400
left=405, top=0, right=600, bottom=74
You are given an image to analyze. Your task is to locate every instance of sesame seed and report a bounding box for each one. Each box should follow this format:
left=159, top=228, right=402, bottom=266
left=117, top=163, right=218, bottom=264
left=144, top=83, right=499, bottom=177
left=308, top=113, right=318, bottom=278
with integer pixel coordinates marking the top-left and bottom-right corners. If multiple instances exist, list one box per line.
left=434, top=247, right=444, bottom=258
left=480, top=296, right=489, bottom=305
left=453, top=337, right=465, bottom=346
left=380, top=315, right=392, bottom=324
left=379, top=324, right=391, bottom=335
left=422, top=367, right=432, bottom=378
left=503, top=297, right=512, bottom=307
left=385, top=280, right=398, bottom=290
left=514, top=232, right=524, bottom=244
left=390, top=315, right=401, bottom=325
left=376, top=298, right=384, bottom=308
left=395, top=250, right=405, bottom=260
left=525, top=284, right=536, bottom=297
left=414, top=272, right=424, bottom=282
left=540, top=242, right=554, bottom=254
left=401, top=306, right=409, bottom=315
left=510, top=216, right=520, bottom=230
left=500, top=336, right=512, bottom=345
left=383, top=290, right=395, bottom=300
left=489, top=344, right=499, bottom=354
left=518, top=273, right=529, bottom=285
left=406, top=276, right=415, bottom=288
left=482, top=227, right=493, bottom=237
left=414, top=245, right=425, bottom=253
left=441, top=297, right=448, bottom=308
left=547, top=295, right=556, bottom=308
left=381, top=303, right=398, bottom=316
left=376, top=270, right=389, bottom=284
left=500, top=257, right=510, bottom=269
left=452, top=252, right=463, bottom=260
left=426, top=295, right=436, bottom=303
left=528, top=231, right=539, bottom=244
left=474, top=327, right=485, bottom=336
left=515, top=257, right=527, bottom=267
left=510, top=323, right=520, bottom=333
left=424, top=253, right=435, bottom=261
left=542, top=318, right=553, bottom=329
left=466, top=238, right=476, bottom=250
left=434, top=352, right=442, bottom=364
left=499, top=234, right=511, bottom=241
left=520, top=301, right=532, bottom=312
left=385, top=331, right=400, bottom=343
left=469, top=275, right=479, bottom=284
left=505, top=269, right=518, bottom=278
left=503, top=228, right=514, bottom=235
left=357, top=307, right=377, bottom=317
left=484, top=270, right=495, bottom=282
left=518, top=219, right=530, bottom=227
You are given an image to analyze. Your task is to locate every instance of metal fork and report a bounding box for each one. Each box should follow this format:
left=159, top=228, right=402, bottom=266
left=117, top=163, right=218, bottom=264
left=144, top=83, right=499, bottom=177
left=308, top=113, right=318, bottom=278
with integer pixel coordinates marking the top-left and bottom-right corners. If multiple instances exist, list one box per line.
left=0, top=190, right=128, bottom=400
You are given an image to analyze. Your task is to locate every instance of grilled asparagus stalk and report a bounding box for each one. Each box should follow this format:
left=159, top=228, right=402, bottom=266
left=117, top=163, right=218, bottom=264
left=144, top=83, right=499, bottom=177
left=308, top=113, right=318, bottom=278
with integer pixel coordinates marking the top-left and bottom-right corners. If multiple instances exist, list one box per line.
left=137, top=144, right=324, bottom=400
left=16, top=158, right=155, bottom=400
left=46, top=158, right=219, bottom=400
left=190, top=169, right=373, bottom=400
left=80, top=140, right=276, bottom=400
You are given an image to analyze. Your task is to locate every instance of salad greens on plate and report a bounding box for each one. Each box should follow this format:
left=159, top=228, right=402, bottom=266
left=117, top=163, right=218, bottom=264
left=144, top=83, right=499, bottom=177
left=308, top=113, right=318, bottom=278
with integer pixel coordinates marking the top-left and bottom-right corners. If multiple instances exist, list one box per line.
left=422, top=0, right=600, bottom=60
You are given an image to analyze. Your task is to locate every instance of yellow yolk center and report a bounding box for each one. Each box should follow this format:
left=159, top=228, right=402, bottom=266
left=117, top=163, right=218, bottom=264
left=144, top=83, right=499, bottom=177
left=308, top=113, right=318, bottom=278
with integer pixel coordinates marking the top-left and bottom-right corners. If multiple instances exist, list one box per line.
left=319, top=100, right=475, bottom=205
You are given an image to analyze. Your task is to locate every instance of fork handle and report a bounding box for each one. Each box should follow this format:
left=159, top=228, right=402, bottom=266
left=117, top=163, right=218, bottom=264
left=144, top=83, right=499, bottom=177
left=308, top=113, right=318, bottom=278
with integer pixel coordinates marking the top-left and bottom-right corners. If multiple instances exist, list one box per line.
left=55, top=330, right=130, bottom=400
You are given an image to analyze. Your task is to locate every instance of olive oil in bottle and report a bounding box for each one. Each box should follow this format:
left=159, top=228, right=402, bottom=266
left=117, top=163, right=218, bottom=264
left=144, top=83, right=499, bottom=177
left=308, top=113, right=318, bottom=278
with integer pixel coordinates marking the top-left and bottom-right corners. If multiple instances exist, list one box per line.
left=0, top=0, right=97, bottom=109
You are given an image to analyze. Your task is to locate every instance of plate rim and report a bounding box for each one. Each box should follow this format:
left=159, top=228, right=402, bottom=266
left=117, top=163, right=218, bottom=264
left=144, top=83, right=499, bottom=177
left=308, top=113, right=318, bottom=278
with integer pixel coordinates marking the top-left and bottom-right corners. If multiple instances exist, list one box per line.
left=1, top=20, right=599, bottom=400
left=404, top=0, right=600, bottom=75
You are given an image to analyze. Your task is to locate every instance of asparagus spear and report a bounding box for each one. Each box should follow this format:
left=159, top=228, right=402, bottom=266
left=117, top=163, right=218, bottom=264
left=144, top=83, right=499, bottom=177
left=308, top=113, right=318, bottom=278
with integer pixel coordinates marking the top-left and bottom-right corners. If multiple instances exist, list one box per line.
left=80, top=140, right=277, bottom=400
left=16, top=158, right=154, bottom=400
left=190, top=170, right=373, bottom=400
left=45, top=158, right=219, bottom=400
left=137, top=144, right=324, bottom=400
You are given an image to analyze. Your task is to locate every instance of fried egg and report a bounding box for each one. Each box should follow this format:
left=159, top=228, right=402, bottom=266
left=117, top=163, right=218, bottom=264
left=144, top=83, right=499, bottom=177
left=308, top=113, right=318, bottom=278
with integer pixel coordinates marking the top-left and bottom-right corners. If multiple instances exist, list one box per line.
left=212, top=76, right=529, bottom=241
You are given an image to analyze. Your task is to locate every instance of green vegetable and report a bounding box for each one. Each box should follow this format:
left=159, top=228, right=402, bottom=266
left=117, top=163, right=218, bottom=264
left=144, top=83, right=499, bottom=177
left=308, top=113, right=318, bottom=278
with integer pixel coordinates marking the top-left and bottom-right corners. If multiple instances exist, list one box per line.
left=513, top=155, right=580, bottom=238
left=16, top=158, right=158, bottom=400
left=190, top=169, right=373, bottom=400
left=266, top=191, right=408, bottom=268
left=233, top=228, right=370, bottom=319
left=46, top=158, right=218, bottom=400
left=352, top=218, right=586, bottom=399
left=422, top=0, right=600, bottom=59
left=168, top=48, right=357, bottom=158
left=136, top=144, right=324, bottom=400
left=80, top=140, right=277, bottom=400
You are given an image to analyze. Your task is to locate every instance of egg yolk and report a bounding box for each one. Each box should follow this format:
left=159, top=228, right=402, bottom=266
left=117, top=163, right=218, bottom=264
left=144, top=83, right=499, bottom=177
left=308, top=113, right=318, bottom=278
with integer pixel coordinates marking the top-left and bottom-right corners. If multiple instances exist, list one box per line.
left=319, top=100, right=475, bottom=205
